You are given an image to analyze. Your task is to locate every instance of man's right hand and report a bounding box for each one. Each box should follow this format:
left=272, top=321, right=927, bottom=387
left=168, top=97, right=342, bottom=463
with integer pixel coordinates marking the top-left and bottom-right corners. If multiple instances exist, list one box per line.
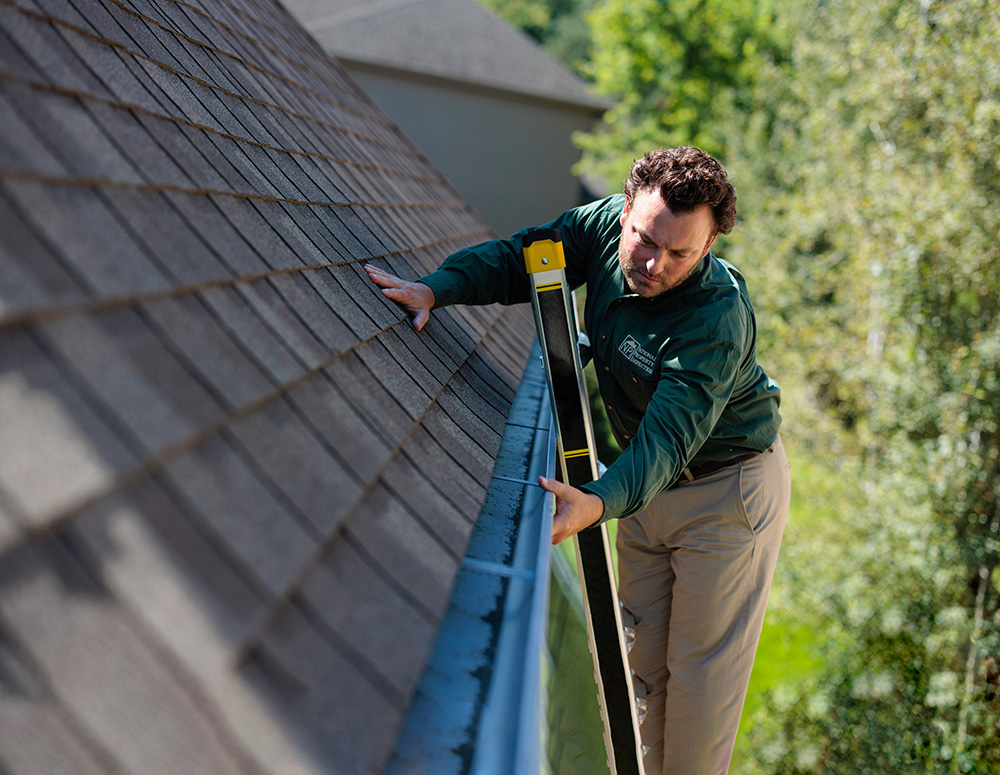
left=364, top=265, right=436, bottom=332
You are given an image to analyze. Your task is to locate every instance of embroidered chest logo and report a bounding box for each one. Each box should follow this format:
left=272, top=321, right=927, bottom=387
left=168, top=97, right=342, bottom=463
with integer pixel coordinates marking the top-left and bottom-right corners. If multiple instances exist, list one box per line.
left=618, top=335, right=655, bottom=376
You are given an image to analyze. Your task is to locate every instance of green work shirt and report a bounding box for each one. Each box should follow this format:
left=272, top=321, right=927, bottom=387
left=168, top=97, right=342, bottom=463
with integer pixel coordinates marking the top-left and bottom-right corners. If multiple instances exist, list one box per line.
left=419, top=194, right=782, bottom=521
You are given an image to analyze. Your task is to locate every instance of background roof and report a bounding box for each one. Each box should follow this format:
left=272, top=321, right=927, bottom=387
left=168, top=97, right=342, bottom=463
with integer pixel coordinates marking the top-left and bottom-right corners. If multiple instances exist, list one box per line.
left=288, top=0, right=607, bottom=108
left=0, top=0, right=534, bottom=772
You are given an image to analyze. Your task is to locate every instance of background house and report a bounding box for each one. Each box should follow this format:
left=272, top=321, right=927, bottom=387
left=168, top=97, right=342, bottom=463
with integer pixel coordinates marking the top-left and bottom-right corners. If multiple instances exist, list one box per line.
left=0, top=0, right=561, bottom=771
left=282, top=0, right=610, bottom=237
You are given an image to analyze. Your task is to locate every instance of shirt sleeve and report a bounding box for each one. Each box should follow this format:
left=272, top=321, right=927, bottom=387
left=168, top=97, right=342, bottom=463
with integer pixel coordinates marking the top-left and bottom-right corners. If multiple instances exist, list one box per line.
left=417, top=237, right=530, bottom=308
left=417, top=197, right=621, bottom=308
left=580, top=336, right=745, bottom=521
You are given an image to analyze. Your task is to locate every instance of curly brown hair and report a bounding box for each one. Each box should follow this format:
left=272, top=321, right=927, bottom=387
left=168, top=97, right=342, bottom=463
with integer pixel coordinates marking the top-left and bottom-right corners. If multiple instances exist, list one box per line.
left=623, top=146, right=737, bottom=235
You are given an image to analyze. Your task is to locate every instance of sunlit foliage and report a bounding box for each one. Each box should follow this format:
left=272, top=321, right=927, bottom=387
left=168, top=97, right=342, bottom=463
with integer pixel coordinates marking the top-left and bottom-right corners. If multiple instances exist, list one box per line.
left=720, top=1, right=1000, bottom=770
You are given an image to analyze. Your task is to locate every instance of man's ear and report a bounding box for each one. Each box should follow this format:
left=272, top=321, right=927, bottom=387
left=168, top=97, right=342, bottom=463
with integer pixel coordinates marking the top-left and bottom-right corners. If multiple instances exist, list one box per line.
left=620, top=196, right=630, bottom=226
left=702, top=232, right=718, bottom=258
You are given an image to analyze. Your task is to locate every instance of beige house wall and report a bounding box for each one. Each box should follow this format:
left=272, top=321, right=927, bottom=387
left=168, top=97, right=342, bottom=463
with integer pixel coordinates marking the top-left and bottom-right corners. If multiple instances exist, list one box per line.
left=344, top=63, right=603, bottom=237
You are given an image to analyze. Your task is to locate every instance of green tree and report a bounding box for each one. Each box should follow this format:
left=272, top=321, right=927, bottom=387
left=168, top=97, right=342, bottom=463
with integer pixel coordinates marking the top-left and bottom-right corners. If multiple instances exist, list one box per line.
left=720, top=0, right=1000, bottom=770
left=477, top=0, right=598, bottom=77
left=477, top=0, right=552, bottom=37
left=575, top=0, right=790, bottom=186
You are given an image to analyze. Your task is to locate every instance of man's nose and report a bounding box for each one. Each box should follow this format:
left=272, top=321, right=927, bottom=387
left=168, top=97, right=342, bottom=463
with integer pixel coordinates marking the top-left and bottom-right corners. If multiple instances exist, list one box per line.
left=645, top=251, right=667, bottom=275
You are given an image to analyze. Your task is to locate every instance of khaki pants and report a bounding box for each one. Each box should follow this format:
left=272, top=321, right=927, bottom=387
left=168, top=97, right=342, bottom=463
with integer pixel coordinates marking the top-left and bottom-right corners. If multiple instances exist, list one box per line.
left=616, top=436, right=790, bottom=775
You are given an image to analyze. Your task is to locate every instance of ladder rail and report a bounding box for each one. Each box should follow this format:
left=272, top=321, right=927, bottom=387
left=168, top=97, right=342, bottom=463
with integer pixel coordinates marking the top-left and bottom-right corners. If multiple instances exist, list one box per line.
left=523, top=230, right=645, bottom=775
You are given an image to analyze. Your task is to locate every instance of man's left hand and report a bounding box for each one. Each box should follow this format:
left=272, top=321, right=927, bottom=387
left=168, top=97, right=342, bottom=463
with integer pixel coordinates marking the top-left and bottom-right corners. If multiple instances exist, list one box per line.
left=539, top=477, right=605, bottom=544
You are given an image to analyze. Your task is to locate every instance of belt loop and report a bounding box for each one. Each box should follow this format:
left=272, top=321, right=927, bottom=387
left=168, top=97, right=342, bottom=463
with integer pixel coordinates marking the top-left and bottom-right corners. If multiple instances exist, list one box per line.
left=681, top=467, right=695, bottom=483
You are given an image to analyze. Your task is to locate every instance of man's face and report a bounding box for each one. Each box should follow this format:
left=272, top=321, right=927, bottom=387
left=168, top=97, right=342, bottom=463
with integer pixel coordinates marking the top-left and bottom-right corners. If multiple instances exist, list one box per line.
left=618, top=189, right=717, bottom=298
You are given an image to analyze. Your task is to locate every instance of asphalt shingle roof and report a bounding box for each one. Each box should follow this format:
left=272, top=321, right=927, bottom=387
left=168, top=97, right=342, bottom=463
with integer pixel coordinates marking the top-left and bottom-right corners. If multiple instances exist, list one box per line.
left=0, top=0, right=535, bottom=771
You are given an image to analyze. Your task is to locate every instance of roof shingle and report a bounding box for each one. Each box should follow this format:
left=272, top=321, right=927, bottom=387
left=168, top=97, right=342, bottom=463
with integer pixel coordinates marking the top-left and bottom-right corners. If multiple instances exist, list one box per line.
left=0, top=0, right=536, bottom=771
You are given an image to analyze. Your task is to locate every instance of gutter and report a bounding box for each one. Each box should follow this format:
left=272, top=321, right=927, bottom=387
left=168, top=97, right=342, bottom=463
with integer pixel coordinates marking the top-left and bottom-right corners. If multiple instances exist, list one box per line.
left=387, top=343, right=557, bottom=773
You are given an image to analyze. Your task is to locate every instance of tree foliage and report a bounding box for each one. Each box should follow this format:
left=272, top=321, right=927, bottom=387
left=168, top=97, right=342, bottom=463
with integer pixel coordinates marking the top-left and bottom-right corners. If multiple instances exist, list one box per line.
left=477, top=0, right=597, bottom=77
left=570, top=0, right=1000, bottom=770
left=477, top=0, right=552, bottom=36
left=716, top=0, right=1000, bottom=770
left=575, top=0, right=790, bottom=186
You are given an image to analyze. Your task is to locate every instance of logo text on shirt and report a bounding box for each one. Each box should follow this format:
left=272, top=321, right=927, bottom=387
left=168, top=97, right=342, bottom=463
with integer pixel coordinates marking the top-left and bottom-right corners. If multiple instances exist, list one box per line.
left=618, top=335, right=655, bottom=376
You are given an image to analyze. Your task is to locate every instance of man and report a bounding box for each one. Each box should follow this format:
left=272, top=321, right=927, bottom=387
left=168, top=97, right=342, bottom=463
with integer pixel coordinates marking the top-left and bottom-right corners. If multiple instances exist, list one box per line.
left=365, top=146, right=790, bottom=775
